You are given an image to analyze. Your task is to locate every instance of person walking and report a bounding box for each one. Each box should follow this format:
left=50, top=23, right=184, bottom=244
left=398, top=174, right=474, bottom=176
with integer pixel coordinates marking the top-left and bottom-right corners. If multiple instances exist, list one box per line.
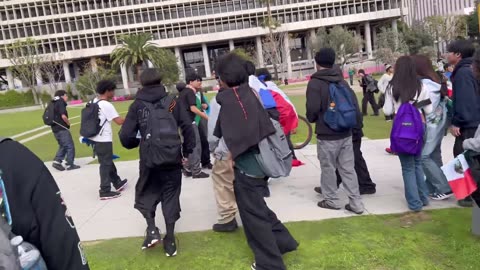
left=208, top=88, right=238, bottom=233
left=214, top=53, right=298, bottom=270
left=178, top=73, right=209, bottom=179
left=383, top=56, right=433, bottom=212
left=358, top=69, right=379, bottom=116
left=51, top=90, right=80, bottom=171
left=447, top=40, right=480, bottom=207
left=411, top=55, right=452, bottom=201
left=306, top=48, right=364, bottom=214
left=119, top=68, right=195, bottom=256
left=378, top=64, right=394, bottom=121
left=90, top=80, right=128, bottom=200
left=348, top=67, right=355, bottom=86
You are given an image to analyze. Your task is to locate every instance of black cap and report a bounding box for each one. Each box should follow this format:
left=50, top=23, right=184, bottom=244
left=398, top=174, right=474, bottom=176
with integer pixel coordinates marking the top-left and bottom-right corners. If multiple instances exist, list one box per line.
left=140, top=68, right=162, bottom=86
left=314, top=48, right=336, bottom=68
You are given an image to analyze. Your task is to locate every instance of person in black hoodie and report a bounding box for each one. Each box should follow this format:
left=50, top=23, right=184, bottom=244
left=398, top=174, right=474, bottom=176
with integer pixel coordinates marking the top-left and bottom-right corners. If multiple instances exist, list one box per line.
left=447, top=40, right=480, bottom=207
left=214, top=53, right=298, bottom=270
left=306, top=48, right=364, bottom=215
left=119, top=68, right=195, bottom=256
left=0, top=138, right=89, bottom=270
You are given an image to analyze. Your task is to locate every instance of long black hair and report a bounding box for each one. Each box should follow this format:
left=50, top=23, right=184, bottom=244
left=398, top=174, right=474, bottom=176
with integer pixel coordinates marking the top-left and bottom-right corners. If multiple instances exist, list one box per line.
left=411, top=54, right=448, bottom=98
left=390, top=56, right=422, bottom=103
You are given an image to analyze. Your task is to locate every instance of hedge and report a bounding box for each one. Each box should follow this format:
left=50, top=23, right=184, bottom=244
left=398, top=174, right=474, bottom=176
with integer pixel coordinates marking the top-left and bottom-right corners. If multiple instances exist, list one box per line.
left=0, top=90, right=52, bottom=109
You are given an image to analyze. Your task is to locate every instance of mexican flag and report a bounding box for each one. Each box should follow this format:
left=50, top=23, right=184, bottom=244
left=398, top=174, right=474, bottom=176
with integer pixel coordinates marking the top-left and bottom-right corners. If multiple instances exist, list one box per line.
left=442, top=154, right=478, bottom=200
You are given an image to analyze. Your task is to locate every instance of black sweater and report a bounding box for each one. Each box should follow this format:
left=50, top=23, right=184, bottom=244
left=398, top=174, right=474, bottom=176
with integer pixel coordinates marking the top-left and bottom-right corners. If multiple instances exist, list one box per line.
left=451, top=57, right=480, bottom=129
left=119, top=85, right=196, bottom=167
left=306, top=68, right=357, bottom=140
left=0, top=139, right=89, bottom=270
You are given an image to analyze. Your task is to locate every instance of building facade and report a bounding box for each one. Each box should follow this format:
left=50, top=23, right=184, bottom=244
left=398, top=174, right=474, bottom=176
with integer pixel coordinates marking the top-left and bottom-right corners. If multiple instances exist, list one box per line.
left=0, top=0, right=403, bottom=92
left=404, top=0, right=476, bottom=26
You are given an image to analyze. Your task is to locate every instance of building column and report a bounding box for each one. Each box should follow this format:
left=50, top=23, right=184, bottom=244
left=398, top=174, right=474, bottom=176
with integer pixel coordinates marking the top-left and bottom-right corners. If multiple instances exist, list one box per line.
left=90, top=57, right=98, bottom=72
left=63, top=61, right=71, bottom=83
left=256, top=36, right=264, bottom=67
left=174, top=47, right=185, bottom=80
left=202, top=43, right=211, bottom=78
left=6, top=68, right=14, bottom=89
left=356, top=25, right=363, bottom=56
left=307, top=29, right=316, bottom=62
left=364, top=22, right=373, bottom=59
left=73, top=62, right=80, bottom=80
left=372, top=26, right=378, bottom=50
left=283, top=32, right=292, bottom=79
left=35, top=68, right=43, bottom=86
left=392, top=19, right=399, bottom=50
left=120, top=64, right=130, bottom=94
left=229, top=40, right=235, bottom=51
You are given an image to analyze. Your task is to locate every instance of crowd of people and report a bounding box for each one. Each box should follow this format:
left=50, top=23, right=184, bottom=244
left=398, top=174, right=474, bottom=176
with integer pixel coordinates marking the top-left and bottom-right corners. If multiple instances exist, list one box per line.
left=3, top=38, right=480, bottom=270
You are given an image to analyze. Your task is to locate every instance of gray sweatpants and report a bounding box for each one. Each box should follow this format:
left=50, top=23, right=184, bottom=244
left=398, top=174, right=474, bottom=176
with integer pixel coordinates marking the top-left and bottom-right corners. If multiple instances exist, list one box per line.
left=185, top=124, right=202, bottom=175
left=317, top=137, right=364, bottom=212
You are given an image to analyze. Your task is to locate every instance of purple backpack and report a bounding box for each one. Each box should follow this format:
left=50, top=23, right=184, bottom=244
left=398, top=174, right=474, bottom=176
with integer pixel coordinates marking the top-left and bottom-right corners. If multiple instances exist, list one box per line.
left=390, top=102, right=424, bottom=156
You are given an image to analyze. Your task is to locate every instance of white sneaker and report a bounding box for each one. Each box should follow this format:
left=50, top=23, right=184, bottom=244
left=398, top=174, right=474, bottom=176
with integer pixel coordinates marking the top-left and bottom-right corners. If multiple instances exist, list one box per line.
left=430, top=192, right=453, bottom=201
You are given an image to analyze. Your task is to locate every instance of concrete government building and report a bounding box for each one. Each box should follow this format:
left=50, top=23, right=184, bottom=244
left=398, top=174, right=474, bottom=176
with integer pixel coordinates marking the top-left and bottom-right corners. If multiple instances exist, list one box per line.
left=0, top=0, right=404, bottom=92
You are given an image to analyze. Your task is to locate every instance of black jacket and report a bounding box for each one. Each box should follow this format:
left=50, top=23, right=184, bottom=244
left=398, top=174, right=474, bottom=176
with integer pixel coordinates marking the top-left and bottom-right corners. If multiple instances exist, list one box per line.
left=51, top=98, right=70, bottom=133
left=0, top=139, right=89, bottom=270
left=306, top=68, right=358, bottom=140
left=451, top=57, right=480, bottom=129
left=119, top=85, right=196, bottom=167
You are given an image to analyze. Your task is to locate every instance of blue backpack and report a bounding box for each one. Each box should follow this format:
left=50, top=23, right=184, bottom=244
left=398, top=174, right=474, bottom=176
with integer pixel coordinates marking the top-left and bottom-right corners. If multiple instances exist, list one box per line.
left=324, top=83, right=357, bottom=131
left=390, top=102, right=425, bottom=156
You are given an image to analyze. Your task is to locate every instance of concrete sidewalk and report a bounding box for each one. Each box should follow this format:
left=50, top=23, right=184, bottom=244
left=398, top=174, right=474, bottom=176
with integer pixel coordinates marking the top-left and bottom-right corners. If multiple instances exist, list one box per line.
left=49, top=136, right=458, bottom=242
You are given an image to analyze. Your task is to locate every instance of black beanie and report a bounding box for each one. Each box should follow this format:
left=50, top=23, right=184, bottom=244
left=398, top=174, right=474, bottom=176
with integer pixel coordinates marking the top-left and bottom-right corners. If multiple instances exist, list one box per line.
left=140, top=68, right=162, bottom=86
left=314, top=48, right=336, bottom=68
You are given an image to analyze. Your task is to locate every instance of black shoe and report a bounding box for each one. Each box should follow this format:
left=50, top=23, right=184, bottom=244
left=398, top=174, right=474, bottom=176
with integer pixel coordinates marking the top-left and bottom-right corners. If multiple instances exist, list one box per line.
left=202, top=163, right=213, bottom=170
left=458, top=198, right=474, bottom=207
left=66, top=164, right=81, bottom=171
left=163, top=236, right=177, bottom=257
left=317, top=200, right=341, bottom=210
left=193, top=172, right=209, bottom=179
left=212, top=219, right=238, bottom=233
left=99, top=191, right=121, bottom=200
left=114, top=179, right=128, bottom=192
left=314, top=186, right=322, bottom=194
left=251, top=262, right=256, bottom=270
left=345, top=204, right=364, bottom=215
left=52, top=161, right=65, bottom=171
left=141, top=227, right=161, bottom=250
left=360, top=189, right=376, bottom=195
left=182, top=169, right=192, bottom=177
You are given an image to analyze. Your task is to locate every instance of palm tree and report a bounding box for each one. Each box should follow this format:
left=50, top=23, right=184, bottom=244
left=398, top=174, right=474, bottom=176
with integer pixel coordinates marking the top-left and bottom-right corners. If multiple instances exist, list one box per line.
left=111, top=33, right=162, bottom=81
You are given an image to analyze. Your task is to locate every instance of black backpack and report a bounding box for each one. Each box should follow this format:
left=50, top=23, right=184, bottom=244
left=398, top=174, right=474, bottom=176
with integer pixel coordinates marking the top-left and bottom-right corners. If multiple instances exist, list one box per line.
left=42, top=101, right=55, bottom=126
left=80, top=100, right=106, bottom=138
left=140, top=96, right=182, bottom=168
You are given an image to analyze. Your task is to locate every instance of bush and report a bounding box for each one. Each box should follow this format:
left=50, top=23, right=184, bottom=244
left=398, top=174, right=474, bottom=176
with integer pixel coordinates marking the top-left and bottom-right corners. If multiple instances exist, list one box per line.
left=0, top=90, right=52, bottom=109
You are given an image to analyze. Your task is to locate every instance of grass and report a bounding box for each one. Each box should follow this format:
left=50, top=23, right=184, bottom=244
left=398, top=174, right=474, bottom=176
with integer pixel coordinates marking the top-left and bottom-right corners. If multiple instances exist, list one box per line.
left=4, top=93, right=391, bottom=162
left=84, top=208, right=480, bottom=270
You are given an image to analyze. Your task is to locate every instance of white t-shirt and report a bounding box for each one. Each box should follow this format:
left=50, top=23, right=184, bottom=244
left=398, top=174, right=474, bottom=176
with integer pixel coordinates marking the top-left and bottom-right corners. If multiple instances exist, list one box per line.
left=89, top=98, right=119, bottom=142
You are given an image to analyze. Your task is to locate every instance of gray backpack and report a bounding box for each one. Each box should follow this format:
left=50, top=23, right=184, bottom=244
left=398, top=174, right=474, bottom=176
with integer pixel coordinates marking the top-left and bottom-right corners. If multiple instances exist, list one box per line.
left=0, top=137, right=21, bottom=270
left=255, top=119, right=293, bottom=178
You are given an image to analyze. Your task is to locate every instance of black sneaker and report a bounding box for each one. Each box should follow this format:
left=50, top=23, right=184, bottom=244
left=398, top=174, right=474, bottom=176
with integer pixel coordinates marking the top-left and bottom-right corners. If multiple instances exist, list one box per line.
left=202, top=163, right=213, bottom=170
left=360, top=189, right=376, bottom=195
left=182, top=169, right=192, bottom=177
left=193, top=172, right=209, bottom=179
left=212, top=219, right=238, bottom=233
left=141, top=227, right=161, bottom=250
left=163, top=236, right=177, bottom=257
left=99, top=191, right=121, bottom=200
left=314, top=186, right=322, bottom=194
left=114, top=179, right=128, bottom=192
left=345, top=204, right=364, bottom=215
left=251, top=262, right=256, bottom=270
left=66, top=164, right=81, bottom=171
left=52, top=161, right=65, bottom=171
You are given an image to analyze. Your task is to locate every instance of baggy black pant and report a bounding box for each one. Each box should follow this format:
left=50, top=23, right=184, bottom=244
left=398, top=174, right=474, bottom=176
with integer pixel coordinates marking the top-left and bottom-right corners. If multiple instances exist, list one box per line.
left=135, top=165, right=182, bottom=224
left=362, top=91, right=379, bottom=115
left=234, top=169, right=298, bottom=270
left=336, top=134, right=376, bottom=192
left=198, top=118, right=211, bottom=166
left=95, top=142, right=122, bottom=193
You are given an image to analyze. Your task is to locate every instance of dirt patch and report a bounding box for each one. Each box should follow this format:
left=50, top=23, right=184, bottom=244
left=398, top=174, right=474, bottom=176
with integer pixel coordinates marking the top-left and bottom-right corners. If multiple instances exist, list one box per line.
left=386, top=212, right=432, bottom=228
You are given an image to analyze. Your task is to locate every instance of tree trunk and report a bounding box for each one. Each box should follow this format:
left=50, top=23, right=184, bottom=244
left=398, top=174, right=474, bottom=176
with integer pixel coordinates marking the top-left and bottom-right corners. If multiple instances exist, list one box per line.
left=266, top=1, right=279, bottom=80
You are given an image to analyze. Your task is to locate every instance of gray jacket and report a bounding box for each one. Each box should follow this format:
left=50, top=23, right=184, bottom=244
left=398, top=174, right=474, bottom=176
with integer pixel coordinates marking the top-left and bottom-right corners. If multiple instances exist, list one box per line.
left=463, top=125, right=480, bottom=152
left=208, top=95, right=230, bottom=160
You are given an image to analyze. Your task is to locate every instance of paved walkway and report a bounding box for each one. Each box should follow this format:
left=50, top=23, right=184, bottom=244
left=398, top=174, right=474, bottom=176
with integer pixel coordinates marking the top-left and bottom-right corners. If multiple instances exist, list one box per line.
left=49, top=136, right=458, bottom=242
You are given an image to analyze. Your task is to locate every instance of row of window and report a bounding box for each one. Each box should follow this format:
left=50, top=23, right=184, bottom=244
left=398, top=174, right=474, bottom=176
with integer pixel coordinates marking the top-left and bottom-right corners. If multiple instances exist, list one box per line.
left=0, top=0, right=398, bottom=41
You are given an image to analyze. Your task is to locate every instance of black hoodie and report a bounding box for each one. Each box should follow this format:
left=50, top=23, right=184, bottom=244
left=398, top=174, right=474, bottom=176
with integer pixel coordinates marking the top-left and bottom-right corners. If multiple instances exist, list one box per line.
left=451, top=57, right=480, bottom=129
left=0, top=139, right=89, bottom=270
left=119, top=85, right=196, bottom=167
left=306, top=68, right=356, bottom=140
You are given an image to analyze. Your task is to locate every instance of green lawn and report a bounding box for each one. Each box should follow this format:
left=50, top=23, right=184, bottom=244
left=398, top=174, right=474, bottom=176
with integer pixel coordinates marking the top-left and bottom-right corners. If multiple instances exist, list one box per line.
left=3, top=93, right=391, bottom=162
left=85, top=208, right=480, bottom=270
